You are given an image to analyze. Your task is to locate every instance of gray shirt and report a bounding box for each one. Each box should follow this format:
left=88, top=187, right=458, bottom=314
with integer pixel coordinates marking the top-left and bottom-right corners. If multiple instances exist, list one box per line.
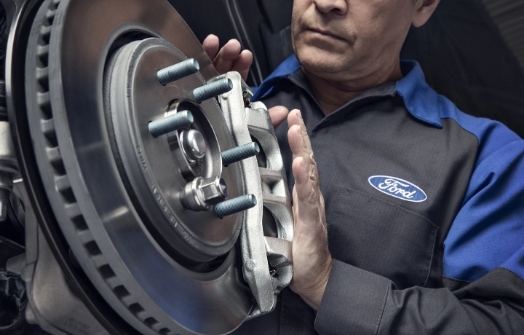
left=232, top=62, right=524, bottom=334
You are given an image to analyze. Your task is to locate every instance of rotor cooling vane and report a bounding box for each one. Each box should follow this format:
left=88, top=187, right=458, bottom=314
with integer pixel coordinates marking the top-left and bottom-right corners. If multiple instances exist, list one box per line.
left=3, top=0, right=293, bottom=334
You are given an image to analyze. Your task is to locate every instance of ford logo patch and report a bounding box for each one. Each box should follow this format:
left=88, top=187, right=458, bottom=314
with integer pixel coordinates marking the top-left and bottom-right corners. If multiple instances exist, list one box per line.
left=368, top=176, right=427, bottom=203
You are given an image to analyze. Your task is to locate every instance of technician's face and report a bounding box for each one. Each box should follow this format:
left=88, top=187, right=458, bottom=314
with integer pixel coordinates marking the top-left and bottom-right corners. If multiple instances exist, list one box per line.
left=291, top=0, right=421, bottom=81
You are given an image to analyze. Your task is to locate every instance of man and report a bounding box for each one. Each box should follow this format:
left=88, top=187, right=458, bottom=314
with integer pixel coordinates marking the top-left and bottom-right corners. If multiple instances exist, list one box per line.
left=203, top=0, right=524, bottom=333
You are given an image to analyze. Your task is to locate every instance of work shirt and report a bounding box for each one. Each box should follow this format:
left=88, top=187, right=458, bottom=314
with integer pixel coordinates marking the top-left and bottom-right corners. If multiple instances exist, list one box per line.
left=233, top=55, right=524, bottom=334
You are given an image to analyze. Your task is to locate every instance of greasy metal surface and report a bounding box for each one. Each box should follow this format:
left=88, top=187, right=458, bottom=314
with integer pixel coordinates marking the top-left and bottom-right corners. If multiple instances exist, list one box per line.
left=24, top=0, right=252, bottom=334
left=218, top=72, right=293, bottom=317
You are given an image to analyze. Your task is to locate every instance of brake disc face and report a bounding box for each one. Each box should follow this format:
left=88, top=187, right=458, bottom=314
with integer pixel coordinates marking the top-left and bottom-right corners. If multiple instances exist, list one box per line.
left=105, top=37, right=242, bottom=264
left=19, top=0, right=293, bottom=334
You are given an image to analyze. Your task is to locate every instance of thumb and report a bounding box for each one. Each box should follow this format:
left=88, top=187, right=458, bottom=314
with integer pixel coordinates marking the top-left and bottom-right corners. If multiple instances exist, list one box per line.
left=268, top=106, right=289, bottom=128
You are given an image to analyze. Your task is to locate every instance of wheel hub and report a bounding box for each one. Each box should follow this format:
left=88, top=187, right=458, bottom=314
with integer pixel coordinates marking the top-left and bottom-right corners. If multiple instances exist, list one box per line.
left=3, top=0, right=294, bottom=334
left=105, top=37, right=242, bottom=265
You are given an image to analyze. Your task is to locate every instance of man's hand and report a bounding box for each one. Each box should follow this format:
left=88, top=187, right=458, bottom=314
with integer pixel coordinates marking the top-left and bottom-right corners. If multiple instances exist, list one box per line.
left=287, top=109, right=332, bottom=311
left=202, top=35, right=289, bottom=130
left=202, top=34, right=253, bottom=81
left=203, top=38, right=329, bottom=308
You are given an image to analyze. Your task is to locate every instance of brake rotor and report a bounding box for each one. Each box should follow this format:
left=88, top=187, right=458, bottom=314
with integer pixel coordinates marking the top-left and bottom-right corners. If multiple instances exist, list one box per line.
left=23, top=0, right=255, bottom=334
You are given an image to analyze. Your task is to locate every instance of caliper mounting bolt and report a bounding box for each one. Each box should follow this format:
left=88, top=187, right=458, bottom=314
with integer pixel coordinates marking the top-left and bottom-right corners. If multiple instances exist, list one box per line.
left=193, top=78, right=233, bottom=103
left=148, top=110, right=194, bottom=138
left=221, top=142, right=260, bottom=166
left=157, top=59, right=200, bottom=85
left=215, top=194, right=257, bottom=219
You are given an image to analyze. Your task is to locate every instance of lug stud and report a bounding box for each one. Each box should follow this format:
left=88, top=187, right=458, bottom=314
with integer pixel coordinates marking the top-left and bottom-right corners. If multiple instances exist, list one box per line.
left=157, top=59, right=200, bottom=85
left=221, top=142, right=260, bottom=166
left=148, top=111, right=194, bottom=138
left=193, top=78, right=233, bottom=103
left=215, top=194, right=257, bottom=219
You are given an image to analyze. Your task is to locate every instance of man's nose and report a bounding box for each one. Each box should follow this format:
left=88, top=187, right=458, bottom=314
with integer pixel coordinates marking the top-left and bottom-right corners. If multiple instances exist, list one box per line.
left=312, top=0, right=348, bottom=15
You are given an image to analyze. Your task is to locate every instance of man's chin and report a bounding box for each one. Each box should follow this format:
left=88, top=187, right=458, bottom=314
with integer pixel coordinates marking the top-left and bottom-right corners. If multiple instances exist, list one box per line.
left=296, top=51, right=349, bottom=76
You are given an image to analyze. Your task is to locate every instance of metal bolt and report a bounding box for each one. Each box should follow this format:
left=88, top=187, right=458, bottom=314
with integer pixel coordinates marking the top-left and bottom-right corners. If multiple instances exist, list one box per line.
left=157, top=59, right=200, bottom=85
left=245, top=259, right=256, bottom=272
left=193, top=78, right=233, bottom=103
left=200, top=177, right=228, bottom=205
left=215, top=194, right=257, bottom=219
left=222, top=142, right=260, bottom=166
left=181, top=177, right=228, bottom=211
left=181, top=129, right=207, bottom=161
left=0, top=189, right=9, bottom=222
left=149, top=111, right=194, bottom=138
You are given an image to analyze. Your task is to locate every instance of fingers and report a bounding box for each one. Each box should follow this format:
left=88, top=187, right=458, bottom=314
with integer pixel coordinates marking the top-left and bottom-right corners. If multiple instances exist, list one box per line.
left=213, top=39, right=242, bottom=74
left=268, top=106, right=289, bottom=128
left=231, top=50, right=253, bottom=81
left=212, top=39, right=253, bottom=81
left=288, top=110, right=315, bottom=179
left=291, top=147, right=322, bottom=223
left=286, top=110, right=331, bottom=310
left=203, top=36, right=253, bottom=80
left=292, top=157, right=312, bottom=194
left=287, top=110, right=323, bottom=222
left=203, top=34, right=219, bottom=62
left=288, top=109, right=314, bottom=155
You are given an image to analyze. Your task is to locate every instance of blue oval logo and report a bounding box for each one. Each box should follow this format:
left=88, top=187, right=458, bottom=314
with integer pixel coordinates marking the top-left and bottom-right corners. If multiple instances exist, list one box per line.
left=368, top=176, right=427, bottom=203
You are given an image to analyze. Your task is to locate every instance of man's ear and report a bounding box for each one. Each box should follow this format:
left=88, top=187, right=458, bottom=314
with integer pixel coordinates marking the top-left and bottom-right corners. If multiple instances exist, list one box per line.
left=412, top=0, right=440, bottom=28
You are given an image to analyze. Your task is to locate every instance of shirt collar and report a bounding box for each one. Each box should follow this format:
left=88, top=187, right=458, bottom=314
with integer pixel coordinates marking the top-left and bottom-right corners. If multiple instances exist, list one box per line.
left=253, top=55, right=442, bottom=128
left=397, top=60, right=442, bottom=128
left=251, top=55, right=301, bottom=101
